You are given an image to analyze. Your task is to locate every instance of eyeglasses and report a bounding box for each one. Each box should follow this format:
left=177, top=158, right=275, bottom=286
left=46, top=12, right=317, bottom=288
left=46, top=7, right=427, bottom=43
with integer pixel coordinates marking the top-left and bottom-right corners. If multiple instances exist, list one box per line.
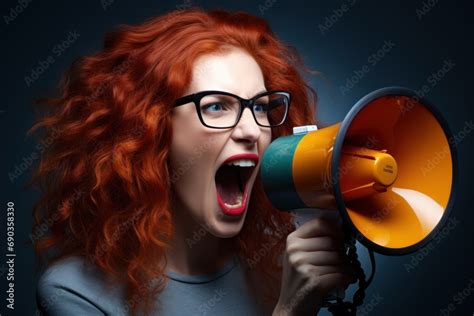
left=174, top=90, right=291, bottom=129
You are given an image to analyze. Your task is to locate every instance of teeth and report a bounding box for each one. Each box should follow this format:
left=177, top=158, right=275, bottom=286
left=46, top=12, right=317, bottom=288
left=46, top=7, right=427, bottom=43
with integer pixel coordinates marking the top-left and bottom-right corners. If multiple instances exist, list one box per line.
left=225, top=159, right=256, bottom=167
left=224, top=195, right=243, bottom=208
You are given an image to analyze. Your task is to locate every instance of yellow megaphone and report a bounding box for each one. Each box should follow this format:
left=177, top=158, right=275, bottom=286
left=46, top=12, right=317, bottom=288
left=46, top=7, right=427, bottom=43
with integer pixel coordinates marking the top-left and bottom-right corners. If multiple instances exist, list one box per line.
left=261, top=86, right=457, bottom=255
left=260, top=86, right=457, bottom=313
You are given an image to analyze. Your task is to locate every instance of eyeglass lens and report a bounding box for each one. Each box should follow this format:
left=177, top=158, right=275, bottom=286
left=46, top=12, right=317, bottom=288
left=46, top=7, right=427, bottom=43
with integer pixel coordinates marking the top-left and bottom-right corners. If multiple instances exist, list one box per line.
left=199, top=92, right=288, bottom=127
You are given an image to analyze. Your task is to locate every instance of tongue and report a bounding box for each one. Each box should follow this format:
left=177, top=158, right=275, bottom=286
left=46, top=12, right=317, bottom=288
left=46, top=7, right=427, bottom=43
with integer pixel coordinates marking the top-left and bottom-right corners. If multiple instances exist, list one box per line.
left=215, top=165, right=243, bottom=205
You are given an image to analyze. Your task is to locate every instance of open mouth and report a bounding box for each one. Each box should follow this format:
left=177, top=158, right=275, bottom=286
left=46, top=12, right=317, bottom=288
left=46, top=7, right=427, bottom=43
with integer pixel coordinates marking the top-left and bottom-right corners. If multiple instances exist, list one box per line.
left=215, top=161, right=256, bottom=216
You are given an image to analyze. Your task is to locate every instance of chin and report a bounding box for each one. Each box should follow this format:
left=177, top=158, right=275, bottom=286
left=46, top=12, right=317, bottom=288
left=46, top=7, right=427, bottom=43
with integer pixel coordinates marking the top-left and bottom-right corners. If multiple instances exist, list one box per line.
left=205, top=213, right=247, bottom=238
left=209, top=227, right=242, bottom=239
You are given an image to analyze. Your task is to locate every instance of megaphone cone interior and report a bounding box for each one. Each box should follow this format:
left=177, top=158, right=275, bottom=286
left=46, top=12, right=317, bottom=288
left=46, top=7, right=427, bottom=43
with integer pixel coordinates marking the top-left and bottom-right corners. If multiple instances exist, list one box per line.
left=261, top=87, right=457, bottom=255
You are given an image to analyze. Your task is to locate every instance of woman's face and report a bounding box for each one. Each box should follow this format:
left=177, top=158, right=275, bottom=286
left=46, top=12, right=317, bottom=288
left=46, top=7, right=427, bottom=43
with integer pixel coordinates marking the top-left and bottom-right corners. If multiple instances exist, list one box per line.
left=169, top=47, right=272, bottom=238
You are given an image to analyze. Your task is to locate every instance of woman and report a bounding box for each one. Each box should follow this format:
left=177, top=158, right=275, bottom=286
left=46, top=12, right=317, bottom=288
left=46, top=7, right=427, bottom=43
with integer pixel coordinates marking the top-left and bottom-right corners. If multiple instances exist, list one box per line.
left=30, top=8, right=355, bottom=316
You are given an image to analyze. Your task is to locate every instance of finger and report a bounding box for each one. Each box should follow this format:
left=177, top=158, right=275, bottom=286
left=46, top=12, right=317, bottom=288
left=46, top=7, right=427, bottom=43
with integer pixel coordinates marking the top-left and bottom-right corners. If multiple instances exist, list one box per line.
left=287, top=236, right=345, bottom=253
left=315, top=211, right=342, bottom=227
left=291, top=250, right=349, bottom=266
left=298, top=264, right=355, bottom=277
left=291, top=218, right=345, bottom=239
left=316, top=272, right=355, bottom=294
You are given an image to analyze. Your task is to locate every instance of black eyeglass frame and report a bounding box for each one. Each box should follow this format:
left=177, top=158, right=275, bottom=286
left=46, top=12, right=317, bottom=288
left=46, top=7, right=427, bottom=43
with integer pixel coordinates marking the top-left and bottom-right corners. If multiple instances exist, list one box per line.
left=174, top=90, right=291, bottom=129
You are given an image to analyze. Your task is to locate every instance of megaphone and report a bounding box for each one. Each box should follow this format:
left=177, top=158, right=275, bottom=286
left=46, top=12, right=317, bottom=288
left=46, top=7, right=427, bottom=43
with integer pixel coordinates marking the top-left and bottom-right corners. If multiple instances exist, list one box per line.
left=260, top=87, right=457, bottom=311
left=261, top=86, right=457, bottom=254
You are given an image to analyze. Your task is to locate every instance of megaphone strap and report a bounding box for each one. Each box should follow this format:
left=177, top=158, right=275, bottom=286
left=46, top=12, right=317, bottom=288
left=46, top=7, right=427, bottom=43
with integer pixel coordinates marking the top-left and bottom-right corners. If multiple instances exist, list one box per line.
left=326, top=238, right=376, bottom=316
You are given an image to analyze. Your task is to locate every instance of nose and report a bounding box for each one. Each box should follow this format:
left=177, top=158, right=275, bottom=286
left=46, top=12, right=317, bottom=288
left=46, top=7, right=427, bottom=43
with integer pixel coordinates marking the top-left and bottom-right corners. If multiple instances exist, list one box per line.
left=230, top=107, right=261, bottom=144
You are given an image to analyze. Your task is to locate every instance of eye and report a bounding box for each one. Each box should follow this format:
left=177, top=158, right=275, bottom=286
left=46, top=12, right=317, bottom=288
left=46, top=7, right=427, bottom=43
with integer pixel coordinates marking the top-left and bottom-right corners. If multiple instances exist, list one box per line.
left=253, top=103, right=268, bottom=112
left=202, top=102, right=227, bottom=112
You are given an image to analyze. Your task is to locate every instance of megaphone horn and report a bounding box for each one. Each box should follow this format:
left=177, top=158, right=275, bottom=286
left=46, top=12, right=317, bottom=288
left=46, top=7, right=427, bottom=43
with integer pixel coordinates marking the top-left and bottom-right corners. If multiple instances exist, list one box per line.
left=261, top=86, right=458, bottom=256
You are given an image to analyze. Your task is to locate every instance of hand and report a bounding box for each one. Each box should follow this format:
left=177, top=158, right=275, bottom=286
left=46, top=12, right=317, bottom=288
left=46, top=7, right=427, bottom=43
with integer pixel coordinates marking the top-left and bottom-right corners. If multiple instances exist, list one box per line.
left=273, top=217, right=356, bottom=316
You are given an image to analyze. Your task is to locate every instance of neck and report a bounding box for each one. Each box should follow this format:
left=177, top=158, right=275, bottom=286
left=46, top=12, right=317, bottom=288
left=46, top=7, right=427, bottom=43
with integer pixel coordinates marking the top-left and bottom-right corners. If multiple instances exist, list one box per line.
left=165, top=199, right=234, bottom=276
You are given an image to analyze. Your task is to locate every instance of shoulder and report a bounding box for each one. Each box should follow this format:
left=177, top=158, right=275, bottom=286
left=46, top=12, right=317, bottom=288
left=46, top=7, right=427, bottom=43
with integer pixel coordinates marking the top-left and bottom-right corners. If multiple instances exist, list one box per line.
left=38, top=256, right=99, bottom=289
left=37, top=256, right=127, bottom=316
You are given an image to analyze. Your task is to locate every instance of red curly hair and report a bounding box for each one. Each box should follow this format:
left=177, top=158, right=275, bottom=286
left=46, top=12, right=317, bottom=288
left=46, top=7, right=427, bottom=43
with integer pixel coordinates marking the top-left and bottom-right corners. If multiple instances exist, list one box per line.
left=29, top=8, right=318, bottom=315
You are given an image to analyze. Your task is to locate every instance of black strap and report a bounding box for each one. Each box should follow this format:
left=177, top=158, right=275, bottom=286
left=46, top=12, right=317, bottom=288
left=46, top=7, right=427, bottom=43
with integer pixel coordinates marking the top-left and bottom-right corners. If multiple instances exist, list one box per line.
left=326, top=238, right=376, bottom=316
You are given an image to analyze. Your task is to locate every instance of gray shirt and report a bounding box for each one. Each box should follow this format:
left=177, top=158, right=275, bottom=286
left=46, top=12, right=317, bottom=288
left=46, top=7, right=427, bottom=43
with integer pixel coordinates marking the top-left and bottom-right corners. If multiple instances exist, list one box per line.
left=36, top=256, right=264, bottom=315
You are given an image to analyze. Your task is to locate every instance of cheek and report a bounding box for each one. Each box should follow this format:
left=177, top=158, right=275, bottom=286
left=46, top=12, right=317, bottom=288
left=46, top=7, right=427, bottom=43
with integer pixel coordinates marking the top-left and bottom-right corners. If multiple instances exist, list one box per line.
left=260, top=130, right=272, bottom=153
left=169, top=150, right=209, bottom=221
left=169, top=117, right=208, bottom=185
left=169, top=140, right=206, bottom=195
left=169, top=131, right=225, bottom=210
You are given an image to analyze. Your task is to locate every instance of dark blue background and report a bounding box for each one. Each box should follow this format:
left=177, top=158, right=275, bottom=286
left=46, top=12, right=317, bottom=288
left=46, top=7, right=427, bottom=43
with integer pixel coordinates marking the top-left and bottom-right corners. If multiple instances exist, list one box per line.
left=1, top=0, right=472, bottom=315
